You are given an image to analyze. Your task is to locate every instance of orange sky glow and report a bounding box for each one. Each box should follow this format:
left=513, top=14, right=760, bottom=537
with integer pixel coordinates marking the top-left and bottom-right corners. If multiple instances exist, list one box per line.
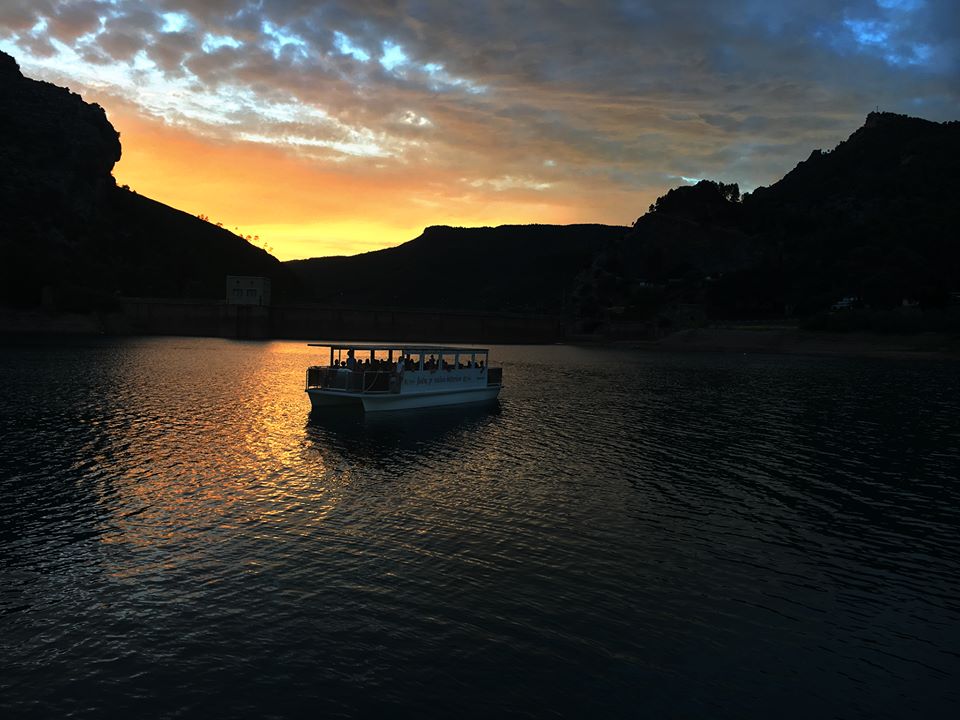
left=109, top=107, right=598, bottom=260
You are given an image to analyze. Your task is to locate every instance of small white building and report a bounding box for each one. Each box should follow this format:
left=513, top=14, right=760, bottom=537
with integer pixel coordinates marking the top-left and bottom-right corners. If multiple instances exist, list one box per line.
left=226, top=276, right=271, bottom=306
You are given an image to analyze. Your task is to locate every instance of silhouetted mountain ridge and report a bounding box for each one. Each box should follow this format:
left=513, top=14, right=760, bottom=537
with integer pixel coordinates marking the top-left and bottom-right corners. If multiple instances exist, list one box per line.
left=289, top=112, right=957, bottom=325
left=0, top=51, right=295, bottom=310
left=4, top=47, right=955, bottom=331
left=574, top=111, right=960, bottom=326
left=286, top=224, right=627, bottom=313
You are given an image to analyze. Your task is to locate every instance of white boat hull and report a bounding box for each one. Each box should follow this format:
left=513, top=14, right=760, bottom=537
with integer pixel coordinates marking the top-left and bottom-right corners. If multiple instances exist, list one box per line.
left=306, top=390, right=362, bottom=408
left=307, top=385, right=500, bottom=412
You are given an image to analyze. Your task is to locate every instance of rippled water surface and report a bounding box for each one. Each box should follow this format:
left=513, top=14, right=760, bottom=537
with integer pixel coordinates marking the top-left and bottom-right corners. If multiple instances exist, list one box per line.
left=2, top=336, right=959, bottom=718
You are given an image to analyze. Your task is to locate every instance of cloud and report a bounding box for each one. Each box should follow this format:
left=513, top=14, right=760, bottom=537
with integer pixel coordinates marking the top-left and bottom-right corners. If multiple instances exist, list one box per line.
left=0, top=0, right=958, bottom=257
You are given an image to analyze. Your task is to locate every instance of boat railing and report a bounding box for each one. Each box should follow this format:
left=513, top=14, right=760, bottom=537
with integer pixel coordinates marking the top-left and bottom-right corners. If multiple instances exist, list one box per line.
left=306, top=366, right=396, bottom=394
left=486, top=367, right=503, bottom=386
left=362, top=371, right=393, bottom=393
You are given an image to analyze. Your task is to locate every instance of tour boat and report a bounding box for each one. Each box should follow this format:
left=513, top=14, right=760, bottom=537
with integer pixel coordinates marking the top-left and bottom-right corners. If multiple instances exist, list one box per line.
left=305, top=343, right=503, bottom=412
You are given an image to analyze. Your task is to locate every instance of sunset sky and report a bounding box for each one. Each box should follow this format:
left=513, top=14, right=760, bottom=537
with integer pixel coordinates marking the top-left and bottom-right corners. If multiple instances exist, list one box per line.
left=1, top=1, right=957, bottom=260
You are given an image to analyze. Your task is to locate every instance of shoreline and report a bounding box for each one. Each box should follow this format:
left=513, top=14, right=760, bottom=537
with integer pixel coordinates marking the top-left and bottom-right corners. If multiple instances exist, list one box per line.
left=0, top=307, right=106, bottom=335
left=622, top=327, right=960, bottom=359
left=2, top=308, right=958, bottom=358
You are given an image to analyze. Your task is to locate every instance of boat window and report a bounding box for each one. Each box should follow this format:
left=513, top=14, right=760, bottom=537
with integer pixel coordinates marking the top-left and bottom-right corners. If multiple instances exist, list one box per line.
left=349, top=348, right=392, bottom=371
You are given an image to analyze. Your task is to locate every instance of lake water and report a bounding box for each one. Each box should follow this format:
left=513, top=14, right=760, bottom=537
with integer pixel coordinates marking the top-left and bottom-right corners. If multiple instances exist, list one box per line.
left=1, top=336, right=958, bottom=718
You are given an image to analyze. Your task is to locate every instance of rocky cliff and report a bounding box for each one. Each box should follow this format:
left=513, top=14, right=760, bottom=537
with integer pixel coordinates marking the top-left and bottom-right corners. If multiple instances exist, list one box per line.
left=0, top=51, right=120, bottom=221
left=0, top=51, right=294, bottom=310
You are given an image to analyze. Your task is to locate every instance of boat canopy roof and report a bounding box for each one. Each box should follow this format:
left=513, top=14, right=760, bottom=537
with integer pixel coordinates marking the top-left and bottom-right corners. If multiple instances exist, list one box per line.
left=308, top=343, right=490, bottom=353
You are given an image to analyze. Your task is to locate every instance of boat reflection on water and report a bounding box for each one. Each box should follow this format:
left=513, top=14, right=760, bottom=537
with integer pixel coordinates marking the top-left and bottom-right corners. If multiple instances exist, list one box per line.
left=305, top=400, right=502, bottom=465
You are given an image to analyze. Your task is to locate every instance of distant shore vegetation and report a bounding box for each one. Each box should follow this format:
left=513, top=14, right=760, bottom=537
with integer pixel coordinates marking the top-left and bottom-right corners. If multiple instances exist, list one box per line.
left=196, top=214, right=274, bottom=256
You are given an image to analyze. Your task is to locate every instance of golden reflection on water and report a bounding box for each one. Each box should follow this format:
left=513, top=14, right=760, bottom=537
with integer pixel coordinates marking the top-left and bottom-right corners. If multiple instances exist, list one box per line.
left=84, top=336, right=498, bottom=584
left=93, top=340, right=342, bottom=572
